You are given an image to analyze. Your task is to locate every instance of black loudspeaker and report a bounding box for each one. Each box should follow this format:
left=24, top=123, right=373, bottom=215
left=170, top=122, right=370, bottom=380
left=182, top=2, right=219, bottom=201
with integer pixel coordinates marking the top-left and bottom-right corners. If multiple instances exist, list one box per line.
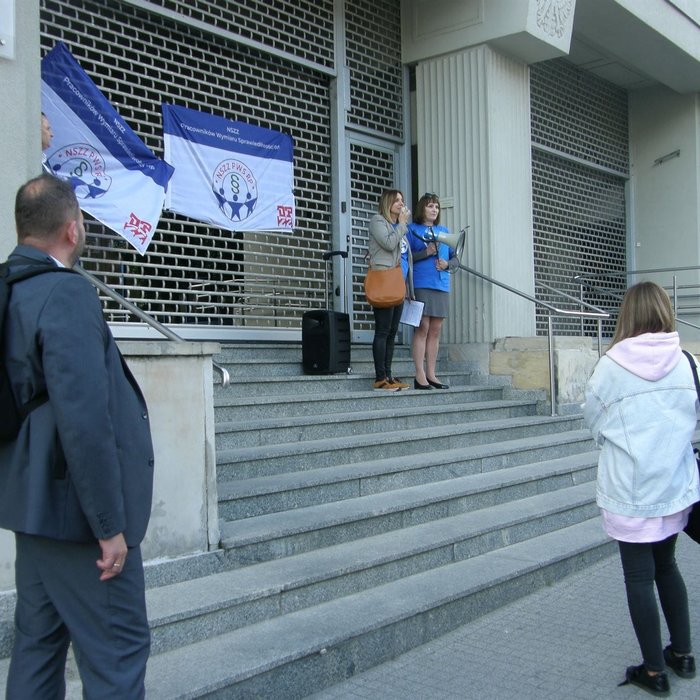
left=302, top=310, right=351, bottom=374
left=302, top=250, right=351, bottom=374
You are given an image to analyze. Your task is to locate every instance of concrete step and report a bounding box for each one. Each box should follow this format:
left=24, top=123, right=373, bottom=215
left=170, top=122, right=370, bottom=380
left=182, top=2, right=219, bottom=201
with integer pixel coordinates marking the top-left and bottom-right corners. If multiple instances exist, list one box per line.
left=140, top=519, right=614, bottom=699
left=218, top=435, right=598, bottom=520
left=215, top=398, right=539, bottom=449
left=218, top=453, right=598, bottom=566
left=215, top=343, right=415, bottom=364
left=216, top=414, right=584, bottom=480
left=143, top=482, right=598, bottom=657
left=213, top=370, right=501, bottom=398
left=216, top=356, right=421, bottom=378
left=214, top=343, right=421, bottom=379
left=213, top=384, right=520, bottom=423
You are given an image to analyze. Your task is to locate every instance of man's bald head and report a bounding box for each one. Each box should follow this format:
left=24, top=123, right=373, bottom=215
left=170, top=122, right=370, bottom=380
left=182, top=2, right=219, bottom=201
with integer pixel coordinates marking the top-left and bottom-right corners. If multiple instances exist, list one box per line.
left=15, top=175, right=80, bottom=244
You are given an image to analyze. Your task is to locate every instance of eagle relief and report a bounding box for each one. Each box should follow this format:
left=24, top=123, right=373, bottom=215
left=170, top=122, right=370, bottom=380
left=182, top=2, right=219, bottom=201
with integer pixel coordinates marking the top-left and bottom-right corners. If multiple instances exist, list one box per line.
left=536, top=0, right=574, bottom=39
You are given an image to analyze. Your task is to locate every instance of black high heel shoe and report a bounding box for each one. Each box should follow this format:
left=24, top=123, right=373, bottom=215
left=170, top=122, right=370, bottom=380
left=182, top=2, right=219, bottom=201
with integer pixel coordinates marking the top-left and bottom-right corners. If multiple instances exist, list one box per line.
left=414, top=379, right=433, bottom=390
left=427, top=379, right=449, bottom=390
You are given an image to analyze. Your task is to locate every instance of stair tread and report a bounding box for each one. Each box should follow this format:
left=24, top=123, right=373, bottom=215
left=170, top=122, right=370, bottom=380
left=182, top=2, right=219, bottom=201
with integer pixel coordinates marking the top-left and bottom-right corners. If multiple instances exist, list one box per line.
left=216, top=413, right=583, bottom=463
left=142, top=519, right=610, bottom=698
left=214, top=383, right=508, bottom=408
left=219, top=452, right=598, bottom=546
left=218, top=435, right=597, bottom=499
left=147, top=482, right=596, bottom=624
left=215, top=398, right=537, bottom=433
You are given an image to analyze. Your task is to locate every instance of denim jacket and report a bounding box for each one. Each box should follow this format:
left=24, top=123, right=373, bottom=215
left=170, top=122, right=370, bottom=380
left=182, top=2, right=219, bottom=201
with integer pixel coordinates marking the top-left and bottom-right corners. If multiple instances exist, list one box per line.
left=583, top=332, right=700, bottom=518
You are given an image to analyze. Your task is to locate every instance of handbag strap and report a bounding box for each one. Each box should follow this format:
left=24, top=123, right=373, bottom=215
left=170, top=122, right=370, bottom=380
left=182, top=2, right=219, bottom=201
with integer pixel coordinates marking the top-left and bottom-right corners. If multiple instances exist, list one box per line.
left=682, top=350, right=700, bottom=402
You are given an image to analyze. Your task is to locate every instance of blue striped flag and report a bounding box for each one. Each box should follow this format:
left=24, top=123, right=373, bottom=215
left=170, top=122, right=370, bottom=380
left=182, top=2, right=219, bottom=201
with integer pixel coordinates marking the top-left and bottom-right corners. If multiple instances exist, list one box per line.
left=41, top=42, right=174, bottom=254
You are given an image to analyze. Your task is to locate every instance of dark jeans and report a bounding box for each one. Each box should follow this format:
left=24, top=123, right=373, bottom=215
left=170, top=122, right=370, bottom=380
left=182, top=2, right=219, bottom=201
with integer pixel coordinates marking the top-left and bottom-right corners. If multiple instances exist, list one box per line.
left=618, top=534, right=692, bottom=672
left=372, top=304, right=403, bottom=380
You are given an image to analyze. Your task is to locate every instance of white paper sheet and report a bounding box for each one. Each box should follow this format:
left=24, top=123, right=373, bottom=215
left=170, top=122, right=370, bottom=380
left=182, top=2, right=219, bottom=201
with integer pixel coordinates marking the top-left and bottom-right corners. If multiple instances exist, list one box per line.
left=400, top=299, right=424, bottom=327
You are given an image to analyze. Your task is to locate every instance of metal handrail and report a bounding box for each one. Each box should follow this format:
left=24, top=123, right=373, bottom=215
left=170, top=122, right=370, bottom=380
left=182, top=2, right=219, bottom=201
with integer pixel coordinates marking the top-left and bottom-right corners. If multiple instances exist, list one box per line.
left=573, top=266, right=700, bottom=333
left=574, top=265, right=700, bottom=281
left=457, top=262, right=609, bottom=416
left=76, top=266, right=230, bottom=388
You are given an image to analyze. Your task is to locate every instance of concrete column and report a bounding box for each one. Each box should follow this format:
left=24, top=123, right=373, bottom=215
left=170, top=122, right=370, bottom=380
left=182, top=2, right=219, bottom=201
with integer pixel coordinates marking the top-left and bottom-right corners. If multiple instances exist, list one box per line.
left=0, top=0, right=41, bottom=257
left=414, top=45, right=535, bottom=343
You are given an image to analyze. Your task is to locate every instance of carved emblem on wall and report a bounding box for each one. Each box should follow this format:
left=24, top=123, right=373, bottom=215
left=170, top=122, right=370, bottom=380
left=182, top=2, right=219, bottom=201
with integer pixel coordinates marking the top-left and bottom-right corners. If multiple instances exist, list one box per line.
left=536, top=0, right=575, bottom=38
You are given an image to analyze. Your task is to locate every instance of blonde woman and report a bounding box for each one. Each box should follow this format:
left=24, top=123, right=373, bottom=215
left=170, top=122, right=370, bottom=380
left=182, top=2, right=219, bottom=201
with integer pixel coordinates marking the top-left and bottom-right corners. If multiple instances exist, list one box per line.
left=584, top=282, right=699, bottom=695
left=367, top=189, right=412, bottom=390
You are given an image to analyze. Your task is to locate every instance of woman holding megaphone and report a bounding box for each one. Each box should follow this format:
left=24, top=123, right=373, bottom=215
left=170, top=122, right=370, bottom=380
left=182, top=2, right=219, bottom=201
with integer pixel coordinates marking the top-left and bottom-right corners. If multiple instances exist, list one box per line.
left=407, top=192, right=458, bottom=390
left=366, top=189, right=413, bottom=391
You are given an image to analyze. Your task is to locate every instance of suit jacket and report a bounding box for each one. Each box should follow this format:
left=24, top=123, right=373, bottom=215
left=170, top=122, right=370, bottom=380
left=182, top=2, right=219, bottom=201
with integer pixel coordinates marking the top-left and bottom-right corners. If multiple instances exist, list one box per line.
left=0, top=245, right=154, bottom=545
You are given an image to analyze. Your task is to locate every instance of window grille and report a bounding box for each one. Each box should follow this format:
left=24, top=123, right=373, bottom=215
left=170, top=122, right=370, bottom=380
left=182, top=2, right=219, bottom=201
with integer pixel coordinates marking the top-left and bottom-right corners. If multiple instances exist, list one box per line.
left=531, top=59, right=629, bottom=174
left=40, top=0, right=404, bottom=339
left=530, top=59, right=628, bottom=336
left=151, top=0, right=336, bottom=71
left=345, top=0, right=404, bottom=141
left=41, top=0, right=333, bottom=335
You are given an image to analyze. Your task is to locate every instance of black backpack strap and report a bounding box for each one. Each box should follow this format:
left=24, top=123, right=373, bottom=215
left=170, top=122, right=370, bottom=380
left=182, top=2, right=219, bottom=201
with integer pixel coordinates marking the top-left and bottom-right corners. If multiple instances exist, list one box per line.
left=683, top=350, right=700, bottom=401
left=1, top=261, right=75, bottom=430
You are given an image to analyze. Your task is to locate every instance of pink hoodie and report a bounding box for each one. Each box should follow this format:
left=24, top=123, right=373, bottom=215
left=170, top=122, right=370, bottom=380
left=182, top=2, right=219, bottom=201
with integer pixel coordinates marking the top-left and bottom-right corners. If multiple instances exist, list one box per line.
left=605, top=331, right=682, bottom=381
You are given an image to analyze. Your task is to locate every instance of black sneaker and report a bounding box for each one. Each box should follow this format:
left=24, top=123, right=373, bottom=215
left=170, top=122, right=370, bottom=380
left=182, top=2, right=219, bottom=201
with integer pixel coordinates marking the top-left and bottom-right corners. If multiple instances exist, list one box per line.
left=664, top=645, right=696, bottom=678
left=619, top=665, right=670, bottom=696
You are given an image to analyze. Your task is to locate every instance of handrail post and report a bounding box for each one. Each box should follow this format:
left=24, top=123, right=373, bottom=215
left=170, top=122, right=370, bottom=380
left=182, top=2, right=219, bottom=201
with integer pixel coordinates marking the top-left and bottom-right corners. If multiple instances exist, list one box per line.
left=548, top=313, right=556, bottom=417
left=673, top=275, right=678, bottom=316
left=597, top=318, right=603, bottom=357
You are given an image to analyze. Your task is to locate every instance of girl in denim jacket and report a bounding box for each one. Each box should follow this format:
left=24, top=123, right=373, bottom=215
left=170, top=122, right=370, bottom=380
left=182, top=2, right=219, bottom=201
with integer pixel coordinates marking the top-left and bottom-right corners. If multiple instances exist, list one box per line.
left=584, top=281, right=700, bottom=695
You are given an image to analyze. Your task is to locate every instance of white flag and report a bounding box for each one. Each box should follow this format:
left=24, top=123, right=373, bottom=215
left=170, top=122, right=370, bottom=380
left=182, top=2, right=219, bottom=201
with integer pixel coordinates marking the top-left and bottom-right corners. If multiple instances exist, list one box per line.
left=162, top=104, right=295, bottom=231
left=41, top=42, right=174, bottom=254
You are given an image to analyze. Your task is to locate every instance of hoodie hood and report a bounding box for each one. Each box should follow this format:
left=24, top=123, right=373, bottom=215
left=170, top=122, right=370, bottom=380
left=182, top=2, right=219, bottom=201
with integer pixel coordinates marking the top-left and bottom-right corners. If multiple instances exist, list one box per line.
left=606, top=332, right=682, bottom=381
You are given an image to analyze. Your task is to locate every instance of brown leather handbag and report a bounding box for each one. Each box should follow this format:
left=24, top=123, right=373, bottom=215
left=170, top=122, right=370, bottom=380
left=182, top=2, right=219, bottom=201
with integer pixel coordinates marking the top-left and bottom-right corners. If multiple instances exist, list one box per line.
left=364, top=265, right=405, bottom=308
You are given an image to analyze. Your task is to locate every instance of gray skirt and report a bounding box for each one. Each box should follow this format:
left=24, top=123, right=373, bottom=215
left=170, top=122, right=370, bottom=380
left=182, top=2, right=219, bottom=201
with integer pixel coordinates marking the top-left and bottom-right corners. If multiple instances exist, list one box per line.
left=414, top=288, right=449, bottom=318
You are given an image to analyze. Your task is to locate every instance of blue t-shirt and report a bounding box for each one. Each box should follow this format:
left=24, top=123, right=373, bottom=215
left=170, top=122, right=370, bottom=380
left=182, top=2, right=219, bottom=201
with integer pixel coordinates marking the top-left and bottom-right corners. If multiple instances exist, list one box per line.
left=407, top=223, right=453, bottom=292
left=400, top=234, right=410, bottom=279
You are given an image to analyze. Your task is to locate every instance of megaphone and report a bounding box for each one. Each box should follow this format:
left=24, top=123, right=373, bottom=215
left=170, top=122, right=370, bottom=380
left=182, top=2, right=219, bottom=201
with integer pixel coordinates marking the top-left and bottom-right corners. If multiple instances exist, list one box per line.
left=418, top=226, right=468, bottom=263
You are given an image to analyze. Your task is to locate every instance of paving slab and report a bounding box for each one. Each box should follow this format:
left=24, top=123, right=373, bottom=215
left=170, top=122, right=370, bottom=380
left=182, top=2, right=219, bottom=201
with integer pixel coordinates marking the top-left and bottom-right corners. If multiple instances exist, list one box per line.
left=306, top=534, right=700, bottom=700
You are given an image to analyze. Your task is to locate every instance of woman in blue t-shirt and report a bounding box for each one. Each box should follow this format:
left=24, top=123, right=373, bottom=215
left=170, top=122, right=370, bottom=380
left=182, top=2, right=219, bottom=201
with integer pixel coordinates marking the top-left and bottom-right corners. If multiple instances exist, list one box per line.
left=407, top=193, right=457, bottom=390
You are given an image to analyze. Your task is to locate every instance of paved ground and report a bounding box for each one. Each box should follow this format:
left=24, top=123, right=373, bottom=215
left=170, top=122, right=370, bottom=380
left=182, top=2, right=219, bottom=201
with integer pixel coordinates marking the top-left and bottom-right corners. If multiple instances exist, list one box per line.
left=306, top=534, right=700, bottom=700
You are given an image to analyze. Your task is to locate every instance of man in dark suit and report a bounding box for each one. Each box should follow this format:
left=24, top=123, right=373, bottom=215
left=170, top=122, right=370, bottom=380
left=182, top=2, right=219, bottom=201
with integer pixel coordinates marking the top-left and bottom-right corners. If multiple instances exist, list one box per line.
left=0, top=175, right=154, bottom=698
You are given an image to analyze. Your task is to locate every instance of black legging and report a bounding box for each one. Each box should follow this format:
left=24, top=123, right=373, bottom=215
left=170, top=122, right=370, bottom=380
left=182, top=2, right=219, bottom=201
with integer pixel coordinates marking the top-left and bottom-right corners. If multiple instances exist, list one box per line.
left=618, top=534, right=692, bottom=672
left=372, top=304, right=403, bottom=381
